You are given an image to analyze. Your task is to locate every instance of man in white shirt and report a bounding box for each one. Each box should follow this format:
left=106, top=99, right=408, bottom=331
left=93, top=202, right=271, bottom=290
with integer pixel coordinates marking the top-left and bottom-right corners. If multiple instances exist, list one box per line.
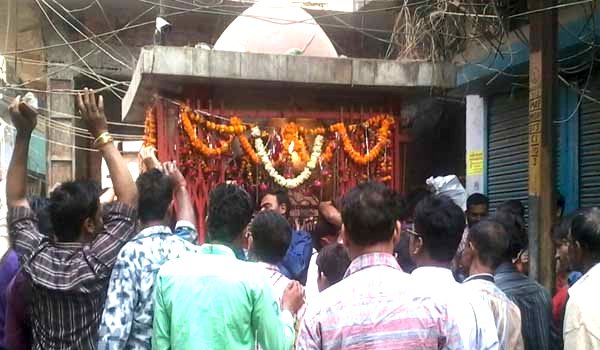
left=564, top=207, right=600, bottom=349
left=409, top=195, right=499, bottom=350
left=461, top=220, right=524, bottom=350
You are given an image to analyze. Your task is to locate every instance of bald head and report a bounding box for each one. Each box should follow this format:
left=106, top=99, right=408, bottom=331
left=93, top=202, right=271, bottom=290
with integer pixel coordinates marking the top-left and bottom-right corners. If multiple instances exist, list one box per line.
left=468, top=220, right=510, bottom=270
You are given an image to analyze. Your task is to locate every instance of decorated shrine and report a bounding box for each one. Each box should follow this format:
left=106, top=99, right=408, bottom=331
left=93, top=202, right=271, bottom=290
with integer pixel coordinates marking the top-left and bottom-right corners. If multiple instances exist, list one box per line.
left=121, top=4, right=456, bottom=239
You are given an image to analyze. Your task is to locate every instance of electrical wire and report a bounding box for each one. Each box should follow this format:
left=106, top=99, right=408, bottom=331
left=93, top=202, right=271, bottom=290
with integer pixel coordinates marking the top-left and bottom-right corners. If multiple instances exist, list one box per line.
left=34, top=0, right=124, bottom=100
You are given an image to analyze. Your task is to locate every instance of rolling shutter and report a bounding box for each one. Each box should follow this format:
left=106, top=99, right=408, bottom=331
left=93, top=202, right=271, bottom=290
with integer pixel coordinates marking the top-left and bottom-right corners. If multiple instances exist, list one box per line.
left=487, top=93, right=529, bottom=213
left=580, top=96, right=600, bottom=208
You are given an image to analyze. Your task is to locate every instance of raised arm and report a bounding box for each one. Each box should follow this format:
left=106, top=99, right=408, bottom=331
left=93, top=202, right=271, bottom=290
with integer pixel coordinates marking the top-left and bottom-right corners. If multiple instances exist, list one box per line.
left=163, top=162, right=196, bottom=225
left=6, top=96, right=38, bottom=209
left=77, top=89, right=137, bottom=207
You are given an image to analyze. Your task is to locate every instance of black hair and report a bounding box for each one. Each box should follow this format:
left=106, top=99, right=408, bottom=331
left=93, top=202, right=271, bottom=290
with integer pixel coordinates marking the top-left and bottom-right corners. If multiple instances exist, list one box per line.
left=207, top=183, right=254, bottom=243
left=468, top=220, right=510, bottom=270
left=316, top=243, right=350, bottom=286
left=311, top=214, right=339, bottom=250
left=401, top=187, right=432, bottom=221
left=250, top=210, right=292, bottom=264
left=264, top=187, right=291, bottom=215
left=391, top=191, right=408, bottom=221
left=394, top=233, right=416, bottom=273
left=414, top=195, right=466, bottom=262
left=490, top=210, right=528, bottom=261
left=497, top=200, right=525, bottom=219
left=570, top=207, right=600, bottom=254
left=467, top=193, right=489, bottom=210
left=341, top=182, right=397, bottom=246
left=136, top=169, right=175, bottom=223
left=552, top=214, right=575, bottom=242
left=48, top=180, right=101, bottom=242
left=27, top=196, right=52, bottom=236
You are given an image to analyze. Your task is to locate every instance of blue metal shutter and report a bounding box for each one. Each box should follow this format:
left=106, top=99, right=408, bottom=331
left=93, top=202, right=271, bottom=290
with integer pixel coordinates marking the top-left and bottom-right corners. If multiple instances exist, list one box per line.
left=487, top=93, right=529, bottom=213
left=580, top=97, right=600, bottom=208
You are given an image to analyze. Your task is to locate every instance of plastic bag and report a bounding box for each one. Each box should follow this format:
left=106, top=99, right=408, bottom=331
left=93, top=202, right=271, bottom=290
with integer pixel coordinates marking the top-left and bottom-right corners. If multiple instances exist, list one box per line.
left=425, top=175, right=467, bottom=211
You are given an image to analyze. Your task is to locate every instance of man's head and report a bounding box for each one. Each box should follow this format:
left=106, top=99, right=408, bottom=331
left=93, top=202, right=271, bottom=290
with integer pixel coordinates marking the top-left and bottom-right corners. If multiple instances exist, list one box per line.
left=316, top=243, right=350, bottom=292
left=48, top=180, right=102, bottom=242
left=340, top=182, right=399, bottom=258
left=136, top=169, right=175, bottom=224
left=207, top=184, right=254, bottom=244
left=260, top=188, right=291, bottom=217
left=249, top=210, right=292, bottom=265
left=497, top=200, right=525, bottom=220
left=311, top=215, right=340, bottom=251
left=490, top=210, right=528, bottom=263
left=462, top=220, right=510, bottom=274
left=569, top=207, right=600, bottom=272
left=410, top=195, right=466, bottom=266
left=552, top=215, right=574, bottom=275
left=466, top=193, right=489, bottom=228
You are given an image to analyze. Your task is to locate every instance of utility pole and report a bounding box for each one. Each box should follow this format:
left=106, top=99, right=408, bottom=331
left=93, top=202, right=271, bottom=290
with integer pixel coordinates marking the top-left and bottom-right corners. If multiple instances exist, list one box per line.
left=527, top=0, right=557, bottom=290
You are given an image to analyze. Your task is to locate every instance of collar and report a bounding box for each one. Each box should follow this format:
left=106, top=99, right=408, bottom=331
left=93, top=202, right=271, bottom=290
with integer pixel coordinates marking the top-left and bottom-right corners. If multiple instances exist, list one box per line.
left=411, top=266, right=457, bottom=285
left=199, top=243, right=237, bottom=257
left=569, top=262, right=600, bottom=297
left=53, top=241, right=85, bottom=249
left=344, top=253, right=400, bottom=278
left=134, top=225, right=172, bottom=240
left=464, top=273, right=495, bottom=283
left=495, top=262, right=518, bottom=274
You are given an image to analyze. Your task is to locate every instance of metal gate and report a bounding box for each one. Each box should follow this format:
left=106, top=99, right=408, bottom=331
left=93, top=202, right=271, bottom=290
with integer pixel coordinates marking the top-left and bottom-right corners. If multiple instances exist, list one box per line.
left=487, top=93, right=529, bottom=212
left=580, top=96, right=600, bottom=208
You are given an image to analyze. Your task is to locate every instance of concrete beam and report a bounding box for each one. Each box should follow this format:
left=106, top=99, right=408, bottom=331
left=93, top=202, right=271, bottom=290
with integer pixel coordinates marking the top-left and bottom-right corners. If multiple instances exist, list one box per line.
left=122, top=46, right=457, bottom=121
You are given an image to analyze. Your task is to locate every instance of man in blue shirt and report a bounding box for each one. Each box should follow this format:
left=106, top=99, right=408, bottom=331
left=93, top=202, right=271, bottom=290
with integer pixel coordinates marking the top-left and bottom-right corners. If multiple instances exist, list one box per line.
left=260, top=188, right=312, bottom=283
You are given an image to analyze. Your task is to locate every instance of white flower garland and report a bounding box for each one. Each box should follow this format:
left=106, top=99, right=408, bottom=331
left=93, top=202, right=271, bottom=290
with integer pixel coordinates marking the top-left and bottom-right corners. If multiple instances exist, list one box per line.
left=251, top=126, right=323, bottom=189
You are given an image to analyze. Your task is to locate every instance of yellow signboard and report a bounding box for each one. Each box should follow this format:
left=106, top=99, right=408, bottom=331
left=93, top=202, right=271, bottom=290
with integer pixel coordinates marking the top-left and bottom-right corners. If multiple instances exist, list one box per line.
left=467, top=151, right=484, bottom=176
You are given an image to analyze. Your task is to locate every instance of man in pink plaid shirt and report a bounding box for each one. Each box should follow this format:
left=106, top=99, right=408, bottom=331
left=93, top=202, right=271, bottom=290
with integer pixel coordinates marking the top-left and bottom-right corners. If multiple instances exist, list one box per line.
left=297, top=182, right=465, bottom=350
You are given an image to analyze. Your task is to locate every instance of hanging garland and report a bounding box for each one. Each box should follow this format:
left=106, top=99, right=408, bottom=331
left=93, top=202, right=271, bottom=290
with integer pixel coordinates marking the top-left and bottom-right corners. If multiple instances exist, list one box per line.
left=181, top=107, right=233, bottom=157
left=231, top=116, right=260, bottom=164
left=330, top=115, right=394, bottom=165
left=252, top=126, right=323, bottom=189
left=143, top=108, right=157, bottom=147
left=281, top=123, right=310, bottom=163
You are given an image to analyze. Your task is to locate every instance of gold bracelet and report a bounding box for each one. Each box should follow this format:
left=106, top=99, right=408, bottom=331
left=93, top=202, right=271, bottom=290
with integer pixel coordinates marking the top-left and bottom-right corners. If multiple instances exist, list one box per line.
left=93, top=131, right=113, bottom=148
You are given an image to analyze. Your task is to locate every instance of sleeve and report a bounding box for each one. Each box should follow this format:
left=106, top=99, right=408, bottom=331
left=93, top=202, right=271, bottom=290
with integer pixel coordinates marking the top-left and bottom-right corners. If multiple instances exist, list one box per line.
left=89, top=203, right=138, bottom=269
left=97, top=248, right=138, bottom=350
left=5, top=273, right=28, bottom=350
left=252, top=278, right=296, bottom=350
left=152, top=273, right=171, bottom=350
left=8, top=206, right=44, bottom=263
left=296, top=311, right=322, bottom=350
left=173, top=221, right=197, bottom=243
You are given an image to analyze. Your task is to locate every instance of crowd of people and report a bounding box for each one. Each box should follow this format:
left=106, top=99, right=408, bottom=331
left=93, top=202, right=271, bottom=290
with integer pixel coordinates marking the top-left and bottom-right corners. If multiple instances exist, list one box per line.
left=0, top=91, right=598, bottom=350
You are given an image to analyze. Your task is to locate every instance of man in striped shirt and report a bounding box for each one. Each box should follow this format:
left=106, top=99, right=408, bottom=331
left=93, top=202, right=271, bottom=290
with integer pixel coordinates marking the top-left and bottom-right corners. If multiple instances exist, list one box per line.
left=7, top=90, right=138, bottom=349
left=297, top=182, right=464, bottom=350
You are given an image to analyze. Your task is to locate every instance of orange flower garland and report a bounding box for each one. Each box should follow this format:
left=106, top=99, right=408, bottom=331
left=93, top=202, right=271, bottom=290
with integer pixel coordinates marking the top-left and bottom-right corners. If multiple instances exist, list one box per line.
left=320, top=139, right=336, bottom=162
left=181, top=107, right=233, bottom=157
left=282, top=123, right=310, bottom=162
left=143, top=108, right=157, bottom=147
left=231, top=116, right=260, bottom=164
left=330, top=115, right=394, bottom=165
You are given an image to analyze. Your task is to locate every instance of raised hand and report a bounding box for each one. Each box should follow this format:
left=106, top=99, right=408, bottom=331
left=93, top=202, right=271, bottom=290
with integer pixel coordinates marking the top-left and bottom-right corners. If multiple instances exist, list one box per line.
left=281, top=281, right=305, bottom=314
left=140, top=145, right=160, bottom=172
left=8, top=96, right=38, bottom=135
left=77, top=88, right=108, bottom=138
left=162, top=161, right=187, bottom=188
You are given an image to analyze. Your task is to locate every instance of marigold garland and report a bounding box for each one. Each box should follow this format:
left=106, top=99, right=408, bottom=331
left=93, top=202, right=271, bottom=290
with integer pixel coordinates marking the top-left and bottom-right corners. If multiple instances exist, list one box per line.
left=231, top=116, right=260, bottom=164
left=281, top=123, right=310, bottom=163
left=330, top=115, right=394, bottom=165
left=181, top=107, right=233, bottom=157
left=320, top=139, right=336, bottom=163
left=143, top=108, right=157, bottom=147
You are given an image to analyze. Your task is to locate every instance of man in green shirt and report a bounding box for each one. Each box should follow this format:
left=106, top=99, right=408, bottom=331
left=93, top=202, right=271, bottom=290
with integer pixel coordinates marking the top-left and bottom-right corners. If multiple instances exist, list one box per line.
left=152, top=184, right=304, bottom=350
